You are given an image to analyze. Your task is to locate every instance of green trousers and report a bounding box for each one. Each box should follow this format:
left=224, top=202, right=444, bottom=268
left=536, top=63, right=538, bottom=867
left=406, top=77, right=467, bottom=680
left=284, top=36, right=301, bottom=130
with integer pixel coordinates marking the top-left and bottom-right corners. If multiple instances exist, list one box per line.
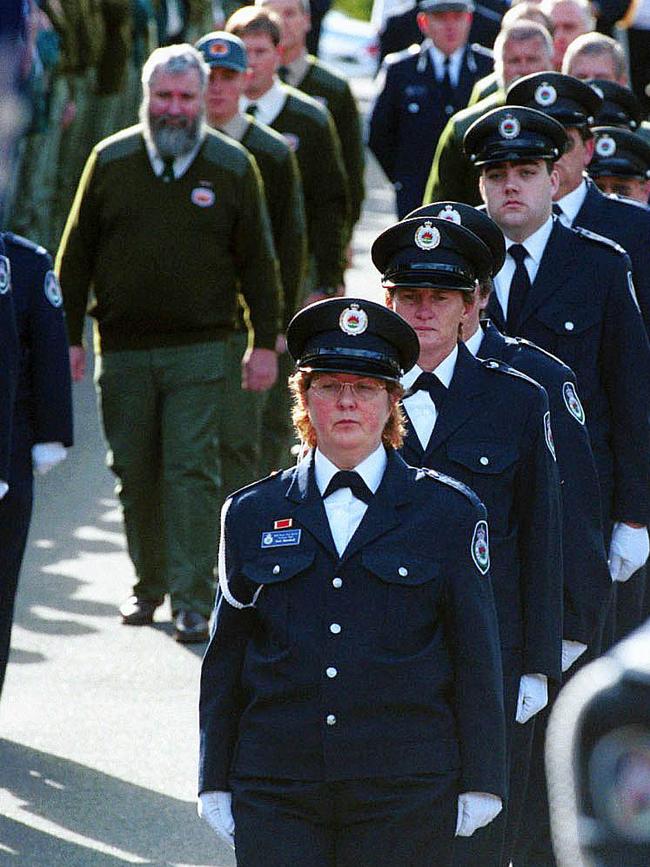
left=95, top=342, right=225, bottom=616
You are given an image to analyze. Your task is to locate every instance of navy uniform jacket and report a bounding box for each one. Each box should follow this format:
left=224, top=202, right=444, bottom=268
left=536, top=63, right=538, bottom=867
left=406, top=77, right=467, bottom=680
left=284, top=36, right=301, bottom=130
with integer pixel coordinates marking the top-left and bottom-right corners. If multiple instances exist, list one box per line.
left=0, top=236, right=19, bottom=482
left=3, top=233, right=73, bottom=458
left=368, top=41, right=493, bottom=218
left=199, top=448, right=506, bottom=798
left=399, top=344, right=563, bottom=682
left=572, top=178, right=650, bottom=336
left=486, top=220, right=650, bottom=528
left=478, top=321, right=610, bottom=647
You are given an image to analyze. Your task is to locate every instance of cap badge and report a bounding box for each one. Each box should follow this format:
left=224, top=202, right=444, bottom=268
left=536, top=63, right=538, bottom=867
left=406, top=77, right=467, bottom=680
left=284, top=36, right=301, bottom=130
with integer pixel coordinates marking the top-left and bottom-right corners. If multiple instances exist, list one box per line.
left=436, top=204, right=462, bottom=224
left=535, top=82, right=557, bottom=107
left=414, top=221, right=441, bottom=250
left=499, top=114, right=520, bottom=140
left=595, top=134, right=616, bottom=158
left=208, top=41, right=229, bottom=56
left=339, top=303, right=368, bottom=336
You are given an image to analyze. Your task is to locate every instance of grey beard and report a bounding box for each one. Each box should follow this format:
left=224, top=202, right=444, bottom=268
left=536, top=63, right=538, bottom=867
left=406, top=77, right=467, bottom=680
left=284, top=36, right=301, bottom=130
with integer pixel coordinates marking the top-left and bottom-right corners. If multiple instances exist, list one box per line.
left=141, top=107, right=204, bottom=159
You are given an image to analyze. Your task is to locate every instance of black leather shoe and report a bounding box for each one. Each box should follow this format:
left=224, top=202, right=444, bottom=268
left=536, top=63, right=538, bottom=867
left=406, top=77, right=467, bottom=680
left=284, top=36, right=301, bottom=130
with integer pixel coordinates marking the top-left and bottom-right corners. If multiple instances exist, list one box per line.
left=174, top=610, right=209, bottom=643
left=120, top=595, right=162, bottom=625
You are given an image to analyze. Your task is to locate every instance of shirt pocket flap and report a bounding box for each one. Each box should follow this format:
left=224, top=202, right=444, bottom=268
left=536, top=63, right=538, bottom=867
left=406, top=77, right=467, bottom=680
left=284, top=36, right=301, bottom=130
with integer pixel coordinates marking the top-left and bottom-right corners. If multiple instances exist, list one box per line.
left=362, top=551, right=439, bottom=586
left=242, top=551, right=316, bottom=585
left=535, top=305, right=601, bottom=335
left=447, top=441, right=518, bottom=474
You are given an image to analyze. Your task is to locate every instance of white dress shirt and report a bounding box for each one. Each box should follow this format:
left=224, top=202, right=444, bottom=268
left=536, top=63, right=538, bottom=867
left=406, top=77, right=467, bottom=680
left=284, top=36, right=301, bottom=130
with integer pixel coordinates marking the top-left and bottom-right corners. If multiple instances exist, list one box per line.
left=464, top=325, right=484, bottom=358
left=315, top=445, right=387, bottom=557
left=555, top=178, right=588, bottom=227
left=400, top=345, right=458, bottom=449
left=427, top=42, right=464, bottom=87
left=241, top=79, right=287, bottom=127
left=492, top=216, right=554, bottom=319
left=144, top=130, right=205, bottom=179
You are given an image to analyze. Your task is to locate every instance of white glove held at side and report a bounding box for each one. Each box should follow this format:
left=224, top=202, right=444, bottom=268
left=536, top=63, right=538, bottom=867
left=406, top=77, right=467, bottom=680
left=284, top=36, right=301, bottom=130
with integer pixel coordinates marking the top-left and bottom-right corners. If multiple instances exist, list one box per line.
left=516, top=673, right=548, bottom=724
left=32, top=442, right=67, bottom=475
left=561, top=639, right=587, bottom=673
left=609, top=522, right=649, bottom=583
left=0, top=480, right=8, bottom=499
left=198, top=790, right=235, bottom=848
left=455, top=791, right=502, bottom=837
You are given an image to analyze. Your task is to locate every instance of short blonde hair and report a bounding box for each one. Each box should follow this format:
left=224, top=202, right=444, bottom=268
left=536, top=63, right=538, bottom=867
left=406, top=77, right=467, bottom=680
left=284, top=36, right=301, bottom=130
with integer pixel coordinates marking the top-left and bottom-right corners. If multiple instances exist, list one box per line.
left=289, top=371, right=406, bottom=450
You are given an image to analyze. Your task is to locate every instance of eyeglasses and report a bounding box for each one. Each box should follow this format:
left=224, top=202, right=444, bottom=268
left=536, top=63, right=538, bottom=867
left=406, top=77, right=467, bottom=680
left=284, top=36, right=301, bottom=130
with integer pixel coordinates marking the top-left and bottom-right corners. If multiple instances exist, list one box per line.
left=309, top=377, right=388, bottom=402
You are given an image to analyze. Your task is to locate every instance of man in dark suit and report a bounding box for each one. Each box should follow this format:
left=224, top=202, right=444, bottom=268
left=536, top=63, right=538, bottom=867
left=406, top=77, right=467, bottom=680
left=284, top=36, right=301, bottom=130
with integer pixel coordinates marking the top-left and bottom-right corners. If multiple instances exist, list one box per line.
left=0, top=233, right=73, bottom=699
left=465, top=104, right=650, bottom=863
left=372, top=215, right=562, bottom=866
left=368, top=0, right=493, bottom=217
left=197, top=297, right=507, bottom=866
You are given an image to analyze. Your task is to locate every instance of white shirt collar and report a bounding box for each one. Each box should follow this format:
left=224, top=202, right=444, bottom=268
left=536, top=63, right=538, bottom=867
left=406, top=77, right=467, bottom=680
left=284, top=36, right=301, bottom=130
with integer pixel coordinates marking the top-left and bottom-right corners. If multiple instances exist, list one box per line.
left=400, top=344, right=459, bottom=389
left=144, top=127, right=205, bottom=178
left=217, top=112, right=250, bottom=142
left=464, top=325, right=484, bottom=357
left=241, top=79, right=287, bottom=127
left=284, top=52, right=310, bottom=88
left=556, top=178, right=588, bottom=226
left=314, top=443, right=387, bottom=497
left=427, top=42, right=464, bottom=84
left=504, top=215, right=554, bottom=267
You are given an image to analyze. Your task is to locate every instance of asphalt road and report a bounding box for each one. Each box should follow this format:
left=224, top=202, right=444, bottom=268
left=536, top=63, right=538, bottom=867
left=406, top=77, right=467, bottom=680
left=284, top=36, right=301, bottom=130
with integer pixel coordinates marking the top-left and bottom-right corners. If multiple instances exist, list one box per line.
left=0, top=81, right=398, bottom=866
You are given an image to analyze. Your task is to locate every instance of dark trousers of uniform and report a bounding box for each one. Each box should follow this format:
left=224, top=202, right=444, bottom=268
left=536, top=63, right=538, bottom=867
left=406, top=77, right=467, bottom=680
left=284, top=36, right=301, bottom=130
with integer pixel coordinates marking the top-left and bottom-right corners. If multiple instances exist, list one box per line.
left=95, top=342, right=225, bottom=617
left=231, top=773, right=458, bottom=867
left=0, top=423, right=34, bottom=699
left=454, top=672, right=533, bottom=867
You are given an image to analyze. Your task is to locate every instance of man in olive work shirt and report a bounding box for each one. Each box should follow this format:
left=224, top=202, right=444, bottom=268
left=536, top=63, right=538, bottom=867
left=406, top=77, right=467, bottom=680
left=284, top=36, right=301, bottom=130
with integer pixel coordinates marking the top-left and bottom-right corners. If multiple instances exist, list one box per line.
left=56, top=44, right=282, bottom=643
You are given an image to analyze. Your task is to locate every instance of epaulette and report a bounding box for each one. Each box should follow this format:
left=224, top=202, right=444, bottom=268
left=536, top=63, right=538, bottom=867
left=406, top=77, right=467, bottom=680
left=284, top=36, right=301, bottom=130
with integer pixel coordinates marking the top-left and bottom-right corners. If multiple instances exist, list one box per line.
left=3, top=232, right=48, bottom=257
left=503, top=336, right=571, bottom=371
left=481, top=357, right=541, bottom=387
left=608, top=193, right=649, bottom=211
left=97, top=125, right=143, bottom=164
left=572, top=225, right=626, bottom=255
left=419, top=467, right=482, bottom=504
left=385, top=42, right=421, bottom=65
left=471, top=42, right=494, bottom=60
left=227, top=469, right=283, bottom=502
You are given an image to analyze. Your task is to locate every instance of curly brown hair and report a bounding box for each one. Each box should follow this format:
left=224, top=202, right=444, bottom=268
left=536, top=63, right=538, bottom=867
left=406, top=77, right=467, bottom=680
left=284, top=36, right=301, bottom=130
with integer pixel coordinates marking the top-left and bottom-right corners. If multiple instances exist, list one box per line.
left=289, top=371, right=406, bottom=450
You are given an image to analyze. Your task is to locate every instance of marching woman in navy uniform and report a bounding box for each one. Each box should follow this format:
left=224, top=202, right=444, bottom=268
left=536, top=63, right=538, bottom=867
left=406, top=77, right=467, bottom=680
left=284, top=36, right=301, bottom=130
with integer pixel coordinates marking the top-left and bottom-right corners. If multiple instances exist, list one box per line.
left=0, top=236, right=19, bottom=501
left=198, top=297, right=506, bottom=866
left=0, top=233, right=73, bottom=699
left=372, top=216, right=563, bottom=866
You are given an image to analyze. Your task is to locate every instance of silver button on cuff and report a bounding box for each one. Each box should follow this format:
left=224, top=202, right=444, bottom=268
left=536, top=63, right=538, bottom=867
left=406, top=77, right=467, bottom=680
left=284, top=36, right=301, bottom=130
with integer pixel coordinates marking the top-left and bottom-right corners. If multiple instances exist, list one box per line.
left=398, top=566, right=408, bottom=577
left=330, top=623, right=341, bottom=634
left=332, top=577, right=342, bottom=588
left=326, top=714, right=337, bottom=726
left=326, top=667, right=338, bottom=678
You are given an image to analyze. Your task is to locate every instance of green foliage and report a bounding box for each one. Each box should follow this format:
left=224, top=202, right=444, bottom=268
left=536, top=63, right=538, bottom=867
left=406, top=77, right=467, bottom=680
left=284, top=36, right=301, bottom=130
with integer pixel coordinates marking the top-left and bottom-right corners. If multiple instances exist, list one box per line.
left=333, top=0, right=372, bottom=22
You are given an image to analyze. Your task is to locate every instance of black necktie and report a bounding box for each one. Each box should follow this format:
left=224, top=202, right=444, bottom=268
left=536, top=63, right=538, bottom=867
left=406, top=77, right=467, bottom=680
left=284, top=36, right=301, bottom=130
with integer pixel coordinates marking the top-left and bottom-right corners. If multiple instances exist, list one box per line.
left=247, top=103, right=258, bottom=117
left=506, top=244, right=531, bottom=335
left=440, top=56, right=455, bottom=117
left=552, top=202, right=566, bottom=222
left=323, top=471, right=374, bottom=504
left=278, top=65, right=289, bottom=83
left=161, top=158, right=175, bottom=182
left=406, top=372, right=448, bottom=408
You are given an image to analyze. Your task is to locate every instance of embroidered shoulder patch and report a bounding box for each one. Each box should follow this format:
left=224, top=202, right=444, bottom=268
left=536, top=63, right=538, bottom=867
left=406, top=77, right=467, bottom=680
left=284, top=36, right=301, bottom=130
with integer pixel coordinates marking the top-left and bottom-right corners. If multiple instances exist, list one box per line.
left=562, top=381, right=585, bottom=425
left=44, top=270, right=62, bottom=307
left=471, top=519, right=490, bottom=575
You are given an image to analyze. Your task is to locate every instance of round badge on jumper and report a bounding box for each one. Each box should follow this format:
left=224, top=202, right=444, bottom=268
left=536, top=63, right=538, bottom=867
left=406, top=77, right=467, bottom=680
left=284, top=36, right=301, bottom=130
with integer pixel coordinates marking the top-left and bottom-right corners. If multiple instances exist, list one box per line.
left=499, top=114, right=520, bottom=140
left=191, top=187, right=216, bottom=207
left=339, top=303, right=368, bottom=336
left=436, top=204, right=462, bottom=224
left=595, top=135, right=617, bottom=158
left=535, top=83, right=557, bottom=107
left=414, top=221, right=441, bottom=250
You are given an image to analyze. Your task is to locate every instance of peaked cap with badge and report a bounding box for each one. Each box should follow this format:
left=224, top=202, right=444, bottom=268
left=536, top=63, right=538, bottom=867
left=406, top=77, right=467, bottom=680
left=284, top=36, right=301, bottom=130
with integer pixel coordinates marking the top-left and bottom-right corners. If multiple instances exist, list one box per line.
left=418, top=0, right=475, bottom=12
left=588, top=79, right=642, bottom=130
left=406, top=201, right=506, bottom=276
left=463, top=105, right=568, bottom=167
left=195, top=31, right=248, bottom=72
left=506, top=72, right=603, bottom=129
left=371, top=217, right=494, bottom=292
left=589, top=126, right=650, bottom=180
left=286, top=297, right=419, bottom=383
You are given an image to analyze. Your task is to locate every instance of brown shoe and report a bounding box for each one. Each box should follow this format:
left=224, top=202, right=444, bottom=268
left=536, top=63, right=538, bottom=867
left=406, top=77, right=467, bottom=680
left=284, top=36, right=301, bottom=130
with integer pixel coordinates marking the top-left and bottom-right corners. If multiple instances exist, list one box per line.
left=119, top=595, right=162, bottom=625
left=174, top=610, right=209, bottom=643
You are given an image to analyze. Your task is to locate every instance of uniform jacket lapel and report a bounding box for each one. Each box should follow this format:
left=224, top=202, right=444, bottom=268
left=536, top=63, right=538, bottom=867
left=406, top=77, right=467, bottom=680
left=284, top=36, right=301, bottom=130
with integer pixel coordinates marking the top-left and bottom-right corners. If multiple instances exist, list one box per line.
left=516, top=220, right=576, bottom=328
left=574, top=177, right=605, bottom=226
left=285, top=451, right=338, bottom=558
left=477, top=320, right=508, bottom=360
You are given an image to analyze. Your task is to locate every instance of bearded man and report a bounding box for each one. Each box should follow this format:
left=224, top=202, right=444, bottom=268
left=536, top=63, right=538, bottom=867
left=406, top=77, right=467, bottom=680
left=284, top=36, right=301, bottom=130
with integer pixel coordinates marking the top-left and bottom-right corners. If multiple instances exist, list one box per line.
left=56, top=43, right=282, bottom=643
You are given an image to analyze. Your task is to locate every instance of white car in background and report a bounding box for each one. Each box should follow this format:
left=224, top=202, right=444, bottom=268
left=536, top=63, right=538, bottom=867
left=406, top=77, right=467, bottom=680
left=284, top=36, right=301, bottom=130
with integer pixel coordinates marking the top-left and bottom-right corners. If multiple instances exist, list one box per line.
left=319, top=10, right=380, bottom=78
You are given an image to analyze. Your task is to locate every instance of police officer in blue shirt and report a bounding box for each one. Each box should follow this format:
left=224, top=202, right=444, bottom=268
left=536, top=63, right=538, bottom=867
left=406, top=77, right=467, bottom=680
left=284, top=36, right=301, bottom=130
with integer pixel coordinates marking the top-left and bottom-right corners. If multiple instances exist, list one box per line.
left=368, top=0, right=493, bottom=218
left=372, top=215, right=563, bottom=866
left=0, top=233, right=73, bottom=699
left=0, top=236, right=19, bottom=500
left=198, top=297, right=506, bottom=866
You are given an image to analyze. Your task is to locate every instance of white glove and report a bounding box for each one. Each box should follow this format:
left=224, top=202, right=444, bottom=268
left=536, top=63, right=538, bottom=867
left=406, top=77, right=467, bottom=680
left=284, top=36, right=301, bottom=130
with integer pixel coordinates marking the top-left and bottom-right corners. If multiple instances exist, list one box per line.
left=0, top=480, right=7, bottom=499
left=515, top=673, right=548, bottom=724
left=561, top=639, right=587, bottom=673
left=197, top=790, right=235, bottom=848
left=31, top=442, right=67, bottom=475
left=608, top=522, right=649, bottom=583
left=455, top=791, right=502, bottom=837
